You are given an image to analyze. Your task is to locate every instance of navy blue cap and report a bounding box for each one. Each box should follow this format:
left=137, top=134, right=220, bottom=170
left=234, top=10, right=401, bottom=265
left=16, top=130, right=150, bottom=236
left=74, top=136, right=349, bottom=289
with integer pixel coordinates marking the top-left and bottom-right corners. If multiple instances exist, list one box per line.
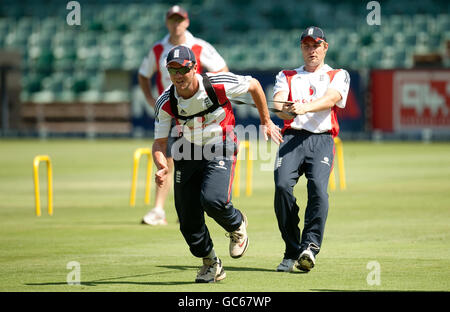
left=301, top=26, right=326, bottom=43
left=166, top=45, right=196, bottom=67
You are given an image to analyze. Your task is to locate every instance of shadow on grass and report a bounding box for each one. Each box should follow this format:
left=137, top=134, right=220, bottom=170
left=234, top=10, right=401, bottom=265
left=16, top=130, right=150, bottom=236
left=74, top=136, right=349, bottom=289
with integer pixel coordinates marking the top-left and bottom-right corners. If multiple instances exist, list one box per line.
left=156, top=265, right=275, bottom=273
left=25, top=265, right=278, bottom=287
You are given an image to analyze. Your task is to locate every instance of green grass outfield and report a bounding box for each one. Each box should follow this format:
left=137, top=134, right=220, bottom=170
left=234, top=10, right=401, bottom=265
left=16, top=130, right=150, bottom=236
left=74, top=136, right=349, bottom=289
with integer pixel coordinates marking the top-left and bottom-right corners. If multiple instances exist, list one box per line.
left=0, top=139, right=449, bottom=292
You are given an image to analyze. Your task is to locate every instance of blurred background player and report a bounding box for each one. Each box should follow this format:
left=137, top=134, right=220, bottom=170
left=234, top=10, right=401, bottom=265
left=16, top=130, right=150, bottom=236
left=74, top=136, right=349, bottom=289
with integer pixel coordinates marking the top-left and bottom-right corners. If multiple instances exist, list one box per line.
left=138, top=5, right=229, bottom=225
left=272, top=26, right=350, bottom=272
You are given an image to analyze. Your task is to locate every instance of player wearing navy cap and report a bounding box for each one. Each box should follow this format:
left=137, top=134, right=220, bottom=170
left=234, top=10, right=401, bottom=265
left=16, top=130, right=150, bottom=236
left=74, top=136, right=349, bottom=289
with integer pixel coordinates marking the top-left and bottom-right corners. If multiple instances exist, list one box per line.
left=153, top=45, right=282, bottom=283
left=272, top=26, right=350, bottom=272
left=138, top=5, right=229, bottom=226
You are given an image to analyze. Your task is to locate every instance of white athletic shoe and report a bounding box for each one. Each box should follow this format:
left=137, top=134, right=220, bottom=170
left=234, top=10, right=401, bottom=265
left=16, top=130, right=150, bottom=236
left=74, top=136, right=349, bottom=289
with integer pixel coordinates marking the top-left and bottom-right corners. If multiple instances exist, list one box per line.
left=297, top=248, right=316, bottom=272
left=141, top=208, right=168, bottom=226
left=195, top=257, right=226, bottom=283
left=276, top=258, right=298, bottom=272
left=227, top=214, right=249, bottom=259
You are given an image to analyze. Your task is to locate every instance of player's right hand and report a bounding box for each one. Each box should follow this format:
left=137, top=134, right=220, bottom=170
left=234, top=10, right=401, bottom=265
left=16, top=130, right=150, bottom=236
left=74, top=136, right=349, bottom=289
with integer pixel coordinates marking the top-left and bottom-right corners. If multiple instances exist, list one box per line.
left=155, top=165, right=169, bottom=187
left=262, top=120, right=283, bottom=145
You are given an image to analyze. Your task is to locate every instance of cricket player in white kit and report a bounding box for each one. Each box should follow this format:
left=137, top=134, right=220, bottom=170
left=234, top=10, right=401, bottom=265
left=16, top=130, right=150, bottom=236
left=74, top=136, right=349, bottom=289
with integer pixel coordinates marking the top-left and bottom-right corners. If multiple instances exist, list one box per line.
left=138, top=5, right=228, bottom=225
left=153, top=45, right=282, bottom=283
left=273, top=26, right=350, bottom=272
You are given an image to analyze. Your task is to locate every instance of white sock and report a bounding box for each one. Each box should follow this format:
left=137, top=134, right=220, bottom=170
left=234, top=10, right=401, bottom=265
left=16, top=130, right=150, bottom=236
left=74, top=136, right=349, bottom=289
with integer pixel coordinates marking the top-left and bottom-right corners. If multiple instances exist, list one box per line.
left=152, top=207, right=164, bottom=214
left=205, top=249, right=217, bottom=260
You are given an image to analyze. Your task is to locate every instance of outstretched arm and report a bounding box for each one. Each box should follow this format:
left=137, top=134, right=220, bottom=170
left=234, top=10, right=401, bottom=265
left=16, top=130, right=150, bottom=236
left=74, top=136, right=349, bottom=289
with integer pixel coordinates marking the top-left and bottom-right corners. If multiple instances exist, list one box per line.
left=152, top=138, right=169, bottom=187
left=247, top=78, right=283, bottom=144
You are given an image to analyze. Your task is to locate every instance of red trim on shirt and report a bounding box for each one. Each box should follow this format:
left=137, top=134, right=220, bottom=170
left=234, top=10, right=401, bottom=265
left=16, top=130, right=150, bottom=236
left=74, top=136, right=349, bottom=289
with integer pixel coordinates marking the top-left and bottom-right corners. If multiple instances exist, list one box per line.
left=153, top=44, right=165, bottom=95
left=281, top=70, right=297, bottom=134
left=212, top=83, right=236, bottom=143
left=327, top=69, right=341, bottom=138
left=160, top=99, right=174, bottom=118
left=326, top=69, right=340, bottom=82
left=191, top=44, right=203, bottom=74
left=330, top=106, right=339, bottom=138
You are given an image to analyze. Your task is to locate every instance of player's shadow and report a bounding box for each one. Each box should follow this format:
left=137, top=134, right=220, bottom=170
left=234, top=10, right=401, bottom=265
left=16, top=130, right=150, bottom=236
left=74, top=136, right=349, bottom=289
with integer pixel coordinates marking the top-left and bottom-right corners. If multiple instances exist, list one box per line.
left=157, top=264, right=275, bottom=273
left=25, top=265, right=277, bottom=287
left=25, top=272, right=195, bottom=287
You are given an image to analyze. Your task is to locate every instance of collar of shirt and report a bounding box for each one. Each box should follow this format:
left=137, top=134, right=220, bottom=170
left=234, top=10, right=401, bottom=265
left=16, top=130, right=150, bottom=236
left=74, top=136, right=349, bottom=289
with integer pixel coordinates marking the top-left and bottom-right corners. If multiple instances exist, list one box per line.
left=297, top=64, right=333, bottom=74
left=173, top=74, right=212, bottom=117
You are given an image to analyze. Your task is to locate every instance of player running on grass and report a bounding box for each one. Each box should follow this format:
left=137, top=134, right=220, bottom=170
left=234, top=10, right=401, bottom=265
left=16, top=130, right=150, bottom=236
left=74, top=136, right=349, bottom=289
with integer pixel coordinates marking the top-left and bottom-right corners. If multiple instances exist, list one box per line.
left=138, top=5, right=228, bottom=226
left=152, top=45, right=282, bottom=283
left=272, top=26, right=350, bottom=272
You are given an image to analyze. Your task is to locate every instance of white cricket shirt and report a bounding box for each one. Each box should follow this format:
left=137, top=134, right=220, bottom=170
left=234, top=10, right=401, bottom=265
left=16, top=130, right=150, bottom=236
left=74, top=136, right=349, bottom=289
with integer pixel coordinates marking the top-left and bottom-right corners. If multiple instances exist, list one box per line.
left=273, top=64, right=350, bottom=136
left=139, top=31, right=227, bottom=95
left=154, top=72, right=252, bottom=145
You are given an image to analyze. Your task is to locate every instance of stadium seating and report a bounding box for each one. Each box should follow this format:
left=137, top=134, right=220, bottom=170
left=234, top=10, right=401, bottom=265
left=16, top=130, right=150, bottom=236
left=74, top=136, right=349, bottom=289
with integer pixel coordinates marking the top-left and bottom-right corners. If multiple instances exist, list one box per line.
left=0, top=0, right=448, bottom=101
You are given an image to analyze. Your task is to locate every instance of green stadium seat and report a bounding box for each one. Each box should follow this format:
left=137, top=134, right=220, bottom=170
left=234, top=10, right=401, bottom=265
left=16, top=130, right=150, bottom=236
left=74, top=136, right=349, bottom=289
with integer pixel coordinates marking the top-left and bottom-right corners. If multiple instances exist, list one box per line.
left=129, top=17, right=160, bottom=33
left=377, top=58, right=396, bottom=69
left=359, top=32, right=373, bottom=47
left=5, top=30, right=28, bottom=49
left=122, top=31, right=155, bottom=51
left=123, top=45, right=146, bottom=70
left=0, top=17, right=12, bottom=32
left=87, top=20, right=104, bottom=32
left=436, top=14, right=449, bottom=32
left=53, top=45, right=77, bottom=61
left=53, top=58, right=74, bottom=73
left=44, top=76, right=65, bottom=101
left=84, top=53, right=101, bottom=72
left=30, top=72, right=63, bottom=103
left=100, top=31, right=122, bottom=49
left=411, top=14, right=432, bottom=33
left=103, top=90, right=131, bottom=103
left=100, top=45, right=124, bottom=70
left=22, top=74, right=43, bottom=94
left=337, top=48, right=358, bottom=66
left=53, top=34, right=76, bottom=51
left=326, top=48, right=339, bottom=65
left=2, top=0, right=446, bottom=76
left=27, top=48, right=54, bottom=76
left=78, top=90, right=102, bottom=103
left=428, top=34, right=443, bottom=47
left=389, top=15, right=404, bottom=30
left=77, top=72, right=104, bottom=103
left=30, top=90, right=55, bottom=103
left=16, top=17, right=35, bottom=34
left=28, top=33, right=53, bottom=57
left=402, top=31, right=417, bottom=47
left=101, top=55, right=124, bottom=70
left=76, top=32, right=98, bottom=48
left=65, top=75, right=89, bottom=96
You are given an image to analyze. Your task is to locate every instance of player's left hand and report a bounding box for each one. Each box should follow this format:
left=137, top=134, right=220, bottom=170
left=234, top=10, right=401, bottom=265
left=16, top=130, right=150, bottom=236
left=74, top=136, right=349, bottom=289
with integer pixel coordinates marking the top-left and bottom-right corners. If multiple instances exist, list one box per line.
left=262, top=120, right=283, bottom=144
left=286, top=100, right=308, bottom=115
